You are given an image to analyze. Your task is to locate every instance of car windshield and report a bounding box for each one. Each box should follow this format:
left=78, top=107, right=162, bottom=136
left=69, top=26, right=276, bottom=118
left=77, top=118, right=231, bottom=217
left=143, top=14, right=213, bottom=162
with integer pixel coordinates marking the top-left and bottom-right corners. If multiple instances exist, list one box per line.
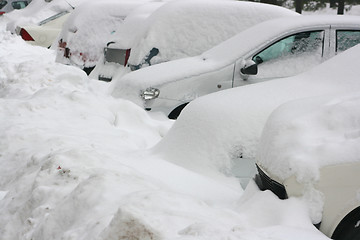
left=38, top=11, right=68, bottom=26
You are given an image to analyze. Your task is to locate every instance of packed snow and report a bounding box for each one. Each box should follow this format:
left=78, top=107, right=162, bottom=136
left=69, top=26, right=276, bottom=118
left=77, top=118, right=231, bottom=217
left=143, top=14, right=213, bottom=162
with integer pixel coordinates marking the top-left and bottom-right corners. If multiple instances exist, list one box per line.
left=1, top=2, right=359, bottom=240
left=258, top=93, right=360, bottom=182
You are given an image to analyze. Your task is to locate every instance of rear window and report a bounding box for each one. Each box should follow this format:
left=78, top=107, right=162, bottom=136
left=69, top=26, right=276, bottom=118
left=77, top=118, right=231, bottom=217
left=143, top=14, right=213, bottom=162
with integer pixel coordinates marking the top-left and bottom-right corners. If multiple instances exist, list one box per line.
left=336, top=30, right=360, bottom=53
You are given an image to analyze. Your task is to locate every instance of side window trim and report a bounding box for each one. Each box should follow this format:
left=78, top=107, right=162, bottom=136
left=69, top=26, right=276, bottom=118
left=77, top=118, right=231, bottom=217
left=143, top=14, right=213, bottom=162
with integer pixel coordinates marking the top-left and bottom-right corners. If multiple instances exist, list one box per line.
left=251, top=30, right=325, bottom=65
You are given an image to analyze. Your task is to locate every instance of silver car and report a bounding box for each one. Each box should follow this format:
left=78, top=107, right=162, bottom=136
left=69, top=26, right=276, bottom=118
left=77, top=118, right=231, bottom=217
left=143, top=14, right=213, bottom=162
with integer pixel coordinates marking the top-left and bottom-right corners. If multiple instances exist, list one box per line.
left=111, top=15, right=360, bottom=119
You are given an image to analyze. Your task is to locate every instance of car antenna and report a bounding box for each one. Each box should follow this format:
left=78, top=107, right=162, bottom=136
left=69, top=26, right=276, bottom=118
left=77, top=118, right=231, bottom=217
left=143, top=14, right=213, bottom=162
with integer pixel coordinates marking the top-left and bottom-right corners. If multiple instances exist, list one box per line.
left=63, top=0, right=75, bottom=10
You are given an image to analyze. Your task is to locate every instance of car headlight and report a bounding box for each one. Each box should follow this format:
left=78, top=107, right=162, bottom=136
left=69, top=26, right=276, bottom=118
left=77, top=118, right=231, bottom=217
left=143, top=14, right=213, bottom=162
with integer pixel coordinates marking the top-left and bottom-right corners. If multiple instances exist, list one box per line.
left=140, top=87, right=160, bottom=100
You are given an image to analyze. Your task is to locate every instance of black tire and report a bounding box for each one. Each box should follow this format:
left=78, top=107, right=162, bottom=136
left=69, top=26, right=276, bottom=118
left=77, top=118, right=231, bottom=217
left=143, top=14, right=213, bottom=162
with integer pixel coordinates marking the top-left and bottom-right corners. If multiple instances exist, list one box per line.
left=168, top=103, right=189, bottom=120
left=331, top=207, right=360, bottom=240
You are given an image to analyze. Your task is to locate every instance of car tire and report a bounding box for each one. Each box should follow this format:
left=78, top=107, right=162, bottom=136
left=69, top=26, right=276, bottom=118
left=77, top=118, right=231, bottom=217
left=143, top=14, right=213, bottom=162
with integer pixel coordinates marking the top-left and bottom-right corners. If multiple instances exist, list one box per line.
left=331, top=207, right=360, bottom=240
left=168, top=103, right=189, bottom=120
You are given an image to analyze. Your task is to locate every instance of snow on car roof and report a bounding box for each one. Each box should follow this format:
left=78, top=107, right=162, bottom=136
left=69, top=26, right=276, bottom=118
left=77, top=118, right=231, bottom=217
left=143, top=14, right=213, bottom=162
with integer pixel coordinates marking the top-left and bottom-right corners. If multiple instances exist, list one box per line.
left=257, top=92, right=360, bottom=183
left=112, top=15, right=360, bottom=94
left=152, top=44, right=360, bottom=178
left=106, top=2, right=166, bottom=50
left=127, top=0, right=299, bottom=66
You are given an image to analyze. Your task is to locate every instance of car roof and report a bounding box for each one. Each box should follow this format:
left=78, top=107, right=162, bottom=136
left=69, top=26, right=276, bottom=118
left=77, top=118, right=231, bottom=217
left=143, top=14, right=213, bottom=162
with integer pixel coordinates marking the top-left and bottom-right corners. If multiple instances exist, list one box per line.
left=205, top=15, right=360, bottom=62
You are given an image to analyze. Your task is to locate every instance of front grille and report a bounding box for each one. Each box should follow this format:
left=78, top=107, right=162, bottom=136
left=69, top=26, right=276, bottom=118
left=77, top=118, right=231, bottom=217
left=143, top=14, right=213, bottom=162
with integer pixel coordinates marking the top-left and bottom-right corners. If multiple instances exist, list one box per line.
left=255, top=164, right=288, bottom=200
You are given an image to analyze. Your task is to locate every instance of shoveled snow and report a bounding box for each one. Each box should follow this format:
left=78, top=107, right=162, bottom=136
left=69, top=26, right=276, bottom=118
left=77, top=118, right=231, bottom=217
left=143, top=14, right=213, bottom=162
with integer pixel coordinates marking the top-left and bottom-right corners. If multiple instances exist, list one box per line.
left=0, top=11, right=332, bottom=240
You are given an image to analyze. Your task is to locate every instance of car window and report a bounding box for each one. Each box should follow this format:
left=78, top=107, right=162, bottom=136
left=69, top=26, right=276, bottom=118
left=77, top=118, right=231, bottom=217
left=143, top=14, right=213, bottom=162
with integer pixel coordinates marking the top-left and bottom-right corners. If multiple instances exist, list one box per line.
left=11, top=1, right=28, bottom=9
left=336, top=30, right=360, bottom=53
left=252, top=31, right=324, bottom=65
left=249, top=30, right=324, bottom=80
left=0, top=1, right=8, bottom=10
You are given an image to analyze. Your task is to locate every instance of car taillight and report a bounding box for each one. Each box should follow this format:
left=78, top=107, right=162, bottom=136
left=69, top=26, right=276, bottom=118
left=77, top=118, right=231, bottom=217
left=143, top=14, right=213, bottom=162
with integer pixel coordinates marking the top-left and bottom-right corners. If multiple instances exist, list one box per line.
left=20, top=28, right=34, bottom=41
left=0, top=12, right=5, bottom=15
left=124, top=49, right=131, bottom=66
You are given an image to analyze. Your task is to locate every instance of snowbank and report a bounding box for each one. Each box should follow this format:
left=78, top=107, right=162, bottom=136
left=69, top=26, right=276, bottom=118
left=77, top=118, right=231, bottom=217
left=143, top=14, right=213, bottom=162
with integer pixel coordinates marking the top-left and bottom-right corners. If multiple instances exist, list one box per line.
left=0, top=11, right=331, bottom=240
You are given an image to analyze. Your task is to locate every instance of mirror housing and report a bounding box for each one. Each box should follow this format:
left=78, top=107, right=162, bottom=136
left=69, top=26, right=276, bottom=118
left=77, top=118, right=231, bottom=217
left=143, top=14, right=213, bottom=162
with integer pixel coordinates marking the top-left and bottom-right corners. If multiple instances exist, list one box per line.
left=240, top=60, right=258, bottom=76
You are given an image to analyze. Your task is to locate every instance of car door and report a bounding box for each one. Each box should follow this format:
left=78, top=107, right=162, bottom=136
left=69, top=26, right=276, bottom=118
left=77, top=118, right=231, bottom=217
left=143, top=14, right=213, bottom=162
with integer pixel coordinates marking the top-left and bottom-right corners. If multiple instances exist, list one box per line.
left=233, top=27, right=330, bottom=86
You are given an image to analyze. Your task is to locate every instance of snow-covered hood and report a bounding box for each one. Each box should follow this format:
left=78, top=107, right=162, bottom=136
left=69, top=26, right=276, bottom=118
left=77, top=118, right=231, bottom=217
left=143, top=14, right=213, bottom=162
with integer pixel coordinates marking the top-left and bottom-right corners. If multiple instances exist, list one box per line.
left=257, top=93, right=360, bottom=183
left=152, top=44, right=360, bottom=176
left=127, top=0, right=298, bottom=66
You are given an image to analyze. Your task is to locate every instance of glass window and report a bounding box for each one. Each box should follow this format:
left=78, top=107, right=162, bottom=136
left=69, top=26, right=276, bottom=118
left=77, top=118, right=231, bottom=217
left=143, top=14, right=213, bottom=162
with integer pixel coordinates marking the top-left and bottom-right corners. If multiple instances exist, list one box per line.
left=249, top=31, right=324, bottom=79
left=11, top=1, right=28, bottom=9
left=336, top=30, right=360, bottom=53
left=0, top=1, right=8, bottom=10
left=252, top=31, right=324, bottom=65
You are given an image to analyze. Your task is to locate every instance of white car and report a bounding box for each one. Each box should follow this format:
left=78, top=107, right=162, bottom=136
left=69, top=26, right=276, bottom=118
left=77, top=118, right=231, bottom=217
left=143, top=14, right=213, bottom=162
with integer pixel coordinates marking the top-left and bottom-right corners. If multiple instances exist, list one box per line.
left=255, top=93, right=360, bottom=239
left=55, top=0, right=156, bottom=75
left=111, top=15, right=360, bottom=119
left=97, top=0, right=299, bottom=81
left=153, top=44, right=360, bottom=189
left=0, top=0, right=31, bottom=15
left=15, top=11, right=69, bottom=48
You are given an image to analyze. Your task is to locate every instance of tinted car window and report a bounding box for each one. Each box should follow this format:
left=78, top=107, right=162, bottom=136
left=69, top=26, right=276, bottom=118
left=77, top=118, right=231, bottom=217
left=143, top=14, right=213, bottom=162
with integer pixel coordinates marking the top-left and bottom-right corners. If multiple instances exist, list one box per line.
left=0, top=1, right=8, bottom=9
left=336, top=30, right=360, bottom=53
left=11, top=1, right=28, bottom=9
left=253, top=31, right=324, bottom=64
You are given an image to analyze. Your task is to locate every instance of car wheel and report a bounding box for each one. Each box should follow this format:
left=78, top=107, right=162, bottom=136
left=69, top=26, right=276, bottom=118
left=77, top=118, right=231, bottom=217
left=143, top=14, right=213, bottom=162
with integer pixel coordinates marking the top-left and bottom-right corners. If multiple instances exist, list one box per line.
left=168, top=103, right=189, bottom=120
left=331, top=207, right=360, bottom=240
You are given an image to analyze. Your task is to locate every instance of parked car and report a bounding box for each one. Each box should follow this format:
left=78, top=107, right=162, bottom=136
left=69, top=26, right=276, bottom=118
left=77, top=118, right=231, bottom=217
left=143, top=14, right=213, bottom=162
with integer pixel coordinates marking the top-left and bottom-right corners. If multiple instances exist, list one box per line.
left=0, top=0, right=31, bottom=15
left=15, top=11, right=70, bottom=48
left=55, top=0, right=156, bottom=75
left=90, top=1, right=165, bottom=80
left=111, top=15, right=360, bottom=119
left=97, top=0, right=299, bottom=81
left=152, top=44, right=360, bottom=188
left=255, top=93, right=360, bottom=239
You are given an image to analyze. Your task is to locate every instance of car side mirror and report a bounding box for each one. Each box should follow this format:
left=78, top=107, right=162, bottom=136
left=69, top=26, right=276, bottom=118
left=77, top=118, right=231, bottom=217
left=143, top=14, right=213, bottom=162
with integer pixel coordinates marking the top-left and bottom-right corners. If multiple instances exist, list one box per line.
left=240, top=60, right=258, bottom=75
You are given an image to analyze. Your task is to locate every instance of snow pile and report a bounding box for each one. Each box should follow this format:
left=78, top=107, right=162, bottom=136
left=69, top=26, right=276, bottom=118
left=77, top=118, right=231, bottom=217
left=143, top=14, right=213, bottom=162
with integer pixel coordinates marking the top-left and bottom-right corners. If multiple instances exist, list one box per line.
left=128, top=0, right=298, bottom=66
left=0, top=11, right=332, bottom=240
left=258, top=93, right=360, bottom=182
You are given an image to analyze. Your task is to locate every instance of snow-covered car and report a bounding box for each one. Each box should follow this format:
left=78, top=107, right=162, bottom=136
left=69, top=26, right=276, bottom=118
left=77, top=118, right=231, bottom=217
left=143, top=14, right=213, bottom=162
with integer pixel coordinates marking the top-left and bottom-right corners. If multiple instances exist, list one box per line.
left=55, top=0, right=155, bottom=75
left=111, top=15, right=360, bottom=119
left=0, top=0, right=31, bottom=15
left=97, top=0, right=299, bottom=81
left=90, top=1, right=165, bottom=81
left=153, top=44, right=360, bottom=188
left=15, top=11, right=69, bottom=48
left=255, top=93, right=360, bottom=239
